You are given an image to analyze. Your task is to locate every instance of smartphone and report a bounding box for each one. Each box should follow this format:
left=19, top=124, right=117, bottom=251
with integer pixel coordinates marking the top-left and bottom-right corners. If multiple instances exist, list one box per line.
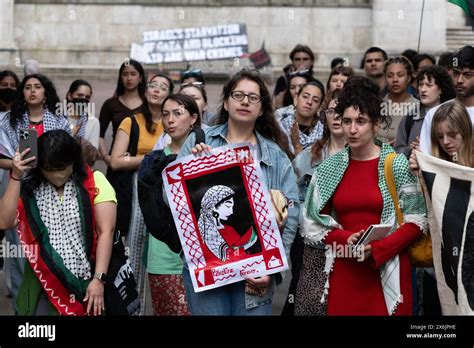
left=19, top=128, right=38, bottom=168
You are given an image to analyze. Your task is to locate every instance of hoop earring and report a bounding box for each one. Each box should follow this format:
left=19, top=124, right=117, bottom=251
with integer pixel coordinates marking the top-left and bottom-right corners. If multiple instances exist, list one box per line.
left=212, top=211, right=219, bottom=218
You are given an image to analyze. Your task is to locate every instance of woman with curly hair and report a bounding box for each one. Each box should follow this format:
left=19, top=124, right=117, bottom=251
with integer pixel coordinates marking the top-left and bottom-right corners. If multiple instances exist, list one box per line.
left=299, top=75, right=427, bottom=315
left=395, top=65, right=456, bottom=157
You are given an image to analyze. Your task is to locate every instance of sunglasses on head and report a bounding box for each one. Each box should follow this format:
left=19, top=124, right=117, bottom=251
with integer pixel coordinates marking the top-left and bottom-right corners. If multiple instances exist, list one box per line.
left=288, top=69, right=310, bottom=77
left=182, top=69, right=203, bottom=79
left=181, top=81, right=204, bottom=88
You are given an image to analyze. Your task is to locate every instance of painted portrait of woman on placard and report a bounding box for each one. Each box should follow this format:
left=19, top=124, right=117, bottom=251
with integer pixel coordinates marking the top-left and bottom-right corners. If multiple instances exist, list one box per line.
left=185, top=166, right=262, bottom=266
left=198, top=185, right=259, bottom=262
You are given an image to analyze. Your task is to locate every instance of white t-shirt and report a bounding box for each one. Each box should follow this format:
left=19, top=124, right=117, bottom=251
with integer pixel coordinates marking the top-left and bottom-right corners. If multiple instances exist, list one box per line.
left=419, top=101, right=474, bottom=154
left=84, top=116, right=100, bottom=149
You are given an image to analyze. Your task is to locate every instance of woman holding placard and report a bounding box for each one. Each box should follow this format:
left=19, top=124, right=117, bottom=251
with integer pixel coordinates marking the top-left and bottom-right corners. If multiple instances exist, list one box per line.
left=178, top=68, right=299, bottom=315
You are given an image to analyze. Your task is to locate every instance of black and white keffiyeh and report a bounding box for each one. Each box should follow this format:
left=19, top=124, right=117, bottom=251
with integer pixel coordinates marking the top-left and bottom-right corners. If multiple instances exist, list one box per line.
left=0, top=110, right=73, bottom=159
left=34, top=179, right=91, bottom=279
left=279, top=109, right=324, bottom=149
left=198, top=185, right=235, bottom=261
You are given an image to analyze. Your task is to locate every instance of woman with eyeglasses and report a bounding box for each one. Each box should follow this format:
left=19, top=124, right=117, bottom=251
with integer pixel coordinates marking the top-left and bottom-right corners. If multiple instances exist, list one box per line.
left=378, top=56, right=419, bottom=146
left=301, top=76, right=427, bottom=315
left=282, top=90, right=346, bottom=315
left=178, top=69, right=299, bottom=315
left=99, top=59, right=146, bottom=169
left=279, top=80, right=325, bottom=156
left=110, top=72, right=173, bottom=314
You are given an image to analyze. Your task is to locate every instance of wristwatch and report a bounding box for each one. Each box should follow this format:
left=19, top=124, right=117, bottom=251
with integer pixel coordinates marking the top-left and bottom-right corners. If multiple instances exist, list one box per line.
left=93, top=272, right=108, bottom=283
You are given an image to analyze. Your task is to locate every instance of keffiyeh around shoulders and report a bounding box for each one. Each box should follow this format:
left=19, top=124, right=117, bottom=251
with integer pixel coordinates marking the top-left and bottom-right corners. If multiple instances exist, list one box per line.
left=34, top=179, right=91, bottom=279
left=300, top=141, right=427, bottom=314
left=0, top=109, right=72, bottom=157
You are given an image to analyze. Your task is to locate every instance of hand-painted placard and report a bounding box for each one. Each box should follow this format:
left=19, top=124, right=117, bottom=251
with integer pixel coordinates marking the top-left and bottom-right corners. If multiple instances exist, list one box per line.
left=163, top=143, right=288, bottom=292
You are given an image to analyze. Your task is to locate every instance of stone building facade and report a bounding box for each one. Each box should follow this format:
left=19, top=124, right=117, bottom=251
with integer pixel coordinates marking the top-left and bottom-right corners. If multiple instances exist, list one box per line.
left=0, top=0, right=470, bottom=76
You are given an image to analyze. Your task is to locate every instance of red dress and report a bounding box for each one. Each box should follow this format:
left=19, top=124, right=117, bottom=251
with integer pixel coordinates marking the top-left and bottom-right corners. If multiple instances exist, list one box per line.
left=202, top=225, right=254, bottom=265
left=322, top=157, right=421, bottom=315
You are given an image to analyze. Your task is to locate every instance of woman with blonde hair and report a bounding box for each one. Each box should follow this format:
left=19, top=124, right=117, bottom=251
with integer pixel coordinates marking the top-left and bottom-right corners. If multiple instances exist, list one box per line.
left=410, top=99, right=473, bottom=316
left=429, top=100, right=473, bottom=167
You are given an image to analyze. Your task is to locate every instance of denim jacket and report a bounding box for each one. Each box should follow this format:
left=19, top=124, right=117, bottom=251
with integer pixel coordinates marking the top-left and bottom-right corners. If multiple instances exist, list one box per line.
left=178, top=123, right=300, bottom=309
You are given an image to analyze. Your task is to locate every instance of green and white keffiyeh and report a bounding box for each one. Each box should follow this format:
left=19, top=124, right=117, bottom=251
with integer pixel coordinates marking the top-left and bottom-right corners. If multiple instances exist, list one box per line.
left=300, top=141, right=428, bottom=315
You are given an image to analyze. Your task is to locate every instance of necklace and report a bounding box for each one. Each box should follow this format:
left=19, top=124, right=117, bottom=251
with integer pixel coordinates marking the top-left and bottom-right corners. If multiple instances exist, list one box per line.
left=298, top=123, right=313, bottom=135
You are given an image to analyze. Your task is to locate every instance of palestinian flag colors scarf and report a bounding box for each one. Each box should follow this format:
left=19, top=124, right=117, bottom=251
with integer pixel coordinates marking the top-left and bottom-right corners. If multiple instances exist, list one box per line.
left=16, top=167, right=97, bottom=316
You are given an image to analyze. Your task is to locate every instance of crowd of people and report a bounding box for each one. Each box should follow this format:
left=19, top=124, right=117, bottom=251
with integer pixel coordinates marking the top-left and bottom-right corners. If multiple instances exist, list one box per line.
left=0, top=42, right=473, bottom=316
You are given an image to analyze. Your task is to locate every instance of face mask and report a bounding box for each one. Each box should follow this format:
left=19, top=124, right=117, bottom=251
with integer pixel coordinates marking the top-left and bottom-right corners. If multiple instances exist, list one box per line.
left=0, top=88, right=16, bottom=103
left=41, top=165, right=74, bottom=188
left=71, top=98, right=89, bottom=106
left=68, top=98, right=90, bottom=116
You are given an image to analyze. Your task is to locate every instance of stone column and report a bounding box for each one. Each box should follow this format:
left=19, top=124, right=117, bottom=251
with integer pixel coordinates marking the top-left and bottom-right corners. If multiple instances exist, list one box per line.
left=371, top=0, right=447, bottom=54
left=0, top=0, right=18, bottom=65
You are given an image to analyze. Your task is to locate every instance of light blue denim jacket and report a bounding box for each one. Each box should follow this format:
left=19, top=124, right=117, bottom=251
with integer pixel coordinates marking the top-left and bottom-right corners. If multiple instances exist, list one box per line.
left=178, top=123, right=300, bottom=309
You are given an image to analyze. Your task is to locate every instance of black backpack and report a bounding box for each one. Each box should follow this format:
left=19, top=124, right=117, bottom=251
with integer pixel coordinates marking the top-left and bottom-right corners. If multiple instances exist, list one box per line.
left=138, top=128, right=205, bottom=253
left=106, top=116, right=139, bottom=238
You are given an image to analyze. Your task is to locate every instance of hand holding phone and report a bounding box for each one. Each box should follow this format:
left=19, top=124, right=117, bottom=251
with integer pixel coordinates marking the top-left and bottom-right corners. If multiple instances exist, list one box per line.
left=19, top=129, right=38, bottom=168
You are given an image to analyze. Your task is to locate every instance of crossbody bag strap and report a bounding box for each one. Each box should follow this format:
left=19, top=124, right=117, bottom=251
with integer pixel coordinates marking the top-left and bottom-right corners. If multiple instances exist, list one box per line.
left=384, top=152, right=404, bottom=226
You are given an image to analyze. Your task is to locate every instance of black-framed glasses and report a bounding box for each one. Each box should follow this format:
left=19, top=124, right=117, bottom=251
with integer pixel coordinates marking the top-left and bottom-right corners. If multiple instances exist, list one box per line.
left=324, top=108, right=340, bottom=119
left=230, top=91, right=262, bottom=104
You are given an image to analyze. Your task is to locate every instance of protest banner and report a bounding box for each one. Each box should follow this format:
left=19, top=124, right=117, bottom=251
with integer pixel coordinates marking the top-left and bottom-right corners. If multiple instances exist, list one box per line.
left=416, top=150, right=474, bottom=315
left=163, top=143, right=288, bottom=292
left=131, top=23, right=248, bottom=64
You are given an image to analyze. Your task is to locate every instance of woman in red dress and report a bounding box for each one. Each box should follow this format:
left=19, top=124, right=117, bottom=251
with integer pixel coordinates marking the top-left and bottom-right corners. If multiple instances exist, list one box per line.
left=301, top=76, right=428, bottom=315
